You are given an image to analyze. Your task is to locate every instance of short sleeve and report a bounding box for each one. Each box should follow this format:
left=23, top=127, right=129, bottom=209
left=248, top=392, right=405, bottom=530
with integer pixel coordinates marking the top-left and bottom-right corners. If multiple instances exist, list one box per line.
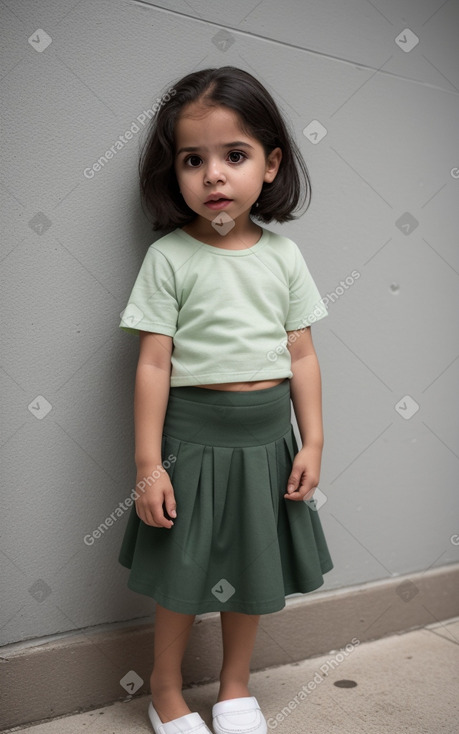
left=119, top=245, right=179, bottom=337
left=284, top=244, right=328, bottom=331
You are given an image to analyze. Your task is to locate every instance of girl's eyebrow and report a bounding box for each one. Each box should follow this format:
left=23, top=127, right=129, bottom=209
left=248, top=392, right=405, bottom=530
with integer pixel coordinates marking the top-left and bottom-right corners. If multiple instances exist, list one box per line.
left=176, top=141, right=254, bottom=156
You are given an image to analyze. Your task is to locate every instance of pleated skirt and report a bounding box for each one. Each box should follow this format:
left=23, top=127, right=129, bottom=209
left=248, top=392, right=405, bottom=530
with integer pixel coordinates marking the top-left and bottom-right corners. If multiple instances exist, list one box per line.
left=118, top=378, right=334, bottom=615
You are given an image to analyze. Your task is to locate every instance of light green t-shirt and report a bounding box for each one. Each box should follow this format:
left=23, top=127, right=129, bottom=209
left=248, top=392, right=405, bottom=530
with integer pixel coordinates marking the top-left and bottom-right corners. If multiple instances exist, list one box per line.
left=119, top=227, right=328, bottom=387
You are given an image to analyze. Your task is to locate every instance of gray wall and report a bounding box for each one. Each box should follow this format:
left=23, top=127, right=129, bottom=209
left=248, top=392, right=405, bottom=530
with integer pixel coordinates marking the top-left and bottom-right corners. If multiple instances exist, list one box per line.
left=1, top=0, right=458, bottom=647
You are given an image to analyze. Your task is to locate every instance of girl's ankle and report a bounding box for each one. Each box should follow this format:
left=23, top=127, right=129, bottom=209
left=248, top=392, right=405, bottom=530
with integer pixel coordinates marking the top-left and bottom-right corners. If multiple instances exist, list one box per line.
left=150, top=670, right=183, bottom=694
left=217, top=678, right=251, bottom=702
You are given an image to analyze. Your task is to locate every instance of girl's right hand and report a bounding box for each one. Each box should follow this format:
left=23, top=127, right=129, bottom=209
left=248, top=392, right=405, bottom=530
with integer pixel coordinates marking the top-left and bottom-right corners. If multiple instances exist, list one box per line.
left=134, top=470, right=177, bottom=529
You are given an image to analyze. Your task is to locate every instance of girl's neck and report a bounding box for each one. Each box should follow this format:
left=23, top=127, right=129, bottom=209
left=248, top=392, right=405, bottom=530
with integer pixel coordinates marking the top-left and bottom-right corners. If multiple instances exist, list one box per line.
left=181, top=216, right=262, bottom=249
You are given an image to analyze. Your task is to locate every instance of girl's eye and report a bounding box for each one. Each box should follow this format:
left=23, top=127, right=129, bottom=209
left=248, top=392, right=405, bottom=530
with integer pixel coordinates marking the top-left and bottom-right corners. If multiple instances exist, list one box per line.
left=228, top=151, right=246, bottom=163
left=183, top=151, right=247, bottom=167
left=185, top=155, right=202, bottom=167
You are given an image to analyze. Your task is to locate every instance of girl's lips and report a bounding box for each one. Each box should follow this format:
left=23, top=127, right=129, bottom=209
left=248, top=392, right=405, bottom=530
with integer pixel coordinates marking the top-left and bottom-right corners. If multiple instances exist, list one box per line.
left=204, top=198, right=232, bottom=210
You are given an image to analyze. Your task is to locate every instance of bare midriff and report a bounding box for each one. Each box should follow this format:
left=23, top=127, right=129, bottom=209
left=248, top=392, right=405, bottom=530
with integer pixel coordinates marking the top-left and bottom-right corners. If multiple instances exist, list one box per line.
left=196, top=378, right=286, bottom=392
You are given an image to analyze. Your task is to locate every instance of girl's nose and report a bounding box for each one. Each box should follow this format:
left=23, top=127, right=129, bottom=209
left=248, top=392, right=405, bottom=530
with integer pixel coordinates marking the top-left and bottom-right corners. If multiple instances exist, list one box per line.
left=204, top=159, right=226, bottom=185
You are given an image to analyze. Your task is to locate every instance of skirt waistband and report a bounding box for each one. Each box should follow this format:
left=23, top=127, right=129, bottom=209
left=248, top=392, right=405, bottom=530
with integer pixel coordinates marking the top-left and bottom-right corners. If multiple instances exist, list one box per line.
left=164, top=379, right=292, bottom=447
left=168, top=378, right=290, bottom=406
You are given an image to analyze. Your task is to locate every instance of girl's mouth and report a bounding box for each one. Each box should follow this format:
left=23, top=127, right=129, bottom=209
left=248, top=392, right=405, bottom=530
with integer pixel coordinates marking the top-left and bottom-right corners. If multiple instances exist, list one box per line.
left=204, top=198, right=232, bottom=210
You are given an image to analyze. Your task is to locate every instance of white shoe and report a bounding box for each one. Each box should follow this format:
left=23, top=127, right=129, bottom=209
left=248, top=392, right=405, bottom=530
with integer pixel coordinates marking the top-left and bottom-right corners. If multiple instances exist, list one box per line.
left=212, top=696, right=267, bottom=734
left=148, top=702, right=213, bottom=734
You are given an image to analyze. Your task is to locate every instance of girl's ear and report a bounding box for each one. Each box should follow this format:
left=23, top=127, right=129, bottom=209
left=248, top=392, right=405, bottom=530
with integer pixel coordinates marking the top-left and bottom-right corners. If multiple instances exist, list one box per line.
left=264, top=147, right=282, bottom=183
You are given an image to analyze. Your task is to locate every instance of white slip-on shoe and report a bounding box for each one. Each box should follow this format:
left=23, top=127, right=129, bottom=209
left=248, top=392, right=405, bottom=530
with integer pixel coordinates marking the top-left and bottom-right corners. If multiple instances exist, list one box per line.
left=148, top=701, right=213, bottom=734
left=212, top=696, right=267, bottom=734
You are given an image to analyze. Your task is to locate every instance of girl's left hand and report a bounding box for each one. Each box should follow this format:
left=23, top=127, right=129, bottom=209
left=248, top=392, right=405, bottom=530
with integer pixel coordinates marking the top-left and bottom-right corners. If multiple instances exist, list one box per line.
left=284, top=445, right=322, bottom=502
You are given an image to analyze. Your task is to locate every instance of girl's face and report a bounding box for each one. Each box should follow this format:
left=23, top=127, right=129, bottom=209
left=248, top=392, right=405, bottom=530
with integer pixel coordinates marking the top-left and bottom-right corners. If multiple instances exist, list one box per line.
left=174, top=103, right=282, bottom=231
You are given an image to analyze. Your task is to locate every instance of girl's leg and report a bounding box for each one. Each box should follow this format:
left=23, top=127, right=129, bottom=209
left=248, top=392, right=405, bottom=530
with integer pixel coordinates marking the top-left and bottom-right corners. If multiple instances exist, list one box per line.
left=150, top=603, right=196, bottom=722
left=218, top=611, right=261, bottom=701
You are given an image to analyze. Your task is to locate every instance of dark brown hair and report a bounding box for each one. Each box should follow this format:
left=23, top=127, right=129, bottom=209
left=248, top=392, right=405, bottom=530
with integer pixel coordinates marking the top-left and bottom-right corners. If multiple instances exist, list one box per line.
left=138, top=66, right=312, bottom=232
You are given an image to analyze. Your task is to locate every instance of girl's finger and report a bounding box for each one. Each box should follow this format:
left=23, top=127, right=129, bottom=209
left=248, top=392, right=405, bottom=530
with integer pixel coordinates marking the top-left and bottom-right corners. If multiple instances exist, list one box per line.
left=152, top=508, right=174, bottom=528
left=164, top=493, right=177, bottom=520
left=141, top=501, right=173, bottom=528
left=283, top=488, right=303, bottom=501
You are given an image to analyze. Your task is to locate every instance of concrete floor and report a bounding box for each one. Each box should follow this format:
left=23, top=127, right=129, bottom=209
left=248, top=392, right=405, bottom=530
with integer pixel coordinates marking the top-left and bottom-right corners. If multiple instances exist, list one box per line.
left=4, top=616, right=459, bottom=734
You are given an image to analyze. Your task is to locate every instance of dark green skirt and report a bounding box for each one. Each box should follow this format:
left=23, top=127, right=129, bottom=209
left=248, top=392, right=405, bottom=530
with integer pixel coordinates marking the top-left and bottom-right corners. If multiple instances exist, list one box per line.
left=118, top=379, right=333, bottom=615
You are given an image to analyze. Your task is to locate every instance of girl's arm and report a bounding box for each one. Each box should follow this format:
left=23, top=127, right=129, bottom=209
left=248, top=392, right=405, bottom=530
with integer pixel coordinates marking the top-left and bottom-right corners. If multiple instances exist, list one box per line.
left=133, top=331, right=176, bottom=528
left=284, top=326, right=324, bottom=501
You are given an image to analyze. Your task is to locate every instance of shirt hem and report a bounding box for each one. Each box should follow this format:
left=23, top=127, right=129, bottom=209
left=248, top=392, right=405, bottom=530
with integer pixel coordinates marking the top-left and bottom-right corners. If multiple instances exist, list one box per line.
left=169, top=370, right=293, bottom=387
left=119, top=322, right=176, bottom=337
left=285, top=310, right=328, bottom=331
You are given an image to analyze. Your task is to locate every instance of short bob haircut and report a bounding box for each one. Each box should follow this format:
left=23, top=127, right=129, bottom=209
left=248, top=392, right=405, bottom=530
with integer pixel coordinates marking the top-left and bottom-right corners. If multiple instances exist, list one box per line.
left=138, top=66, right=312, bottom=232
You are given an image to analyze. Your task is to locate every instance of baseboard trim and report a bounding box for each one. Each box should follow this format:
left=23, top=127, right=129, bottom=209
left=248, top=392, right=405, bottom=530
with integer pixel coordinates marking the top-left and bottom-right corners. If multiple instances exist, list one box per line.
left=2, top=564, right=458, bottom=731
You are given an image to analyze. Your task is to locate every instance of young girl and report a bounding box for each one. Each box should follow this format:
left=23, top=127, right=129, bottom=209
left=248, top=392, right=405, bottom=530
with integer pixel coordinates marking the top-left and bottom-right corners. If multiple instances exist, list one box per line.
left=118, top=66, right=334, bottom=734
